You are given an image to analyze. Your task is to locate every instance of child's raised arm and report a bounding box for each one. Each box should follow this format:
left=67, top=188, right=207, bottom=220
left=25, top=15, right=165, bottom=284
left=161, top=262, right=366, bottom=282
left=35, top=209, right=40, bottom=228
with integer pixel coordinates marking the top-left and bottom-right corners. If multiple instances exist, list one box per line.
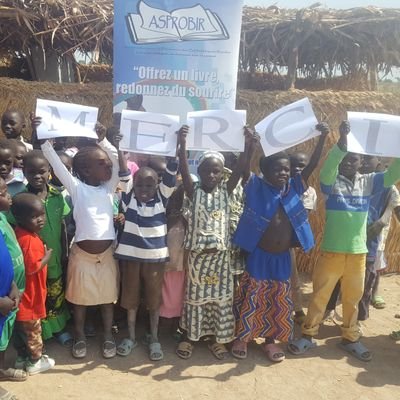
left=159, top=157, right=178, bottom=201
left=227, top=127, right=257, bottom=195
left=177, top=125, right=194, bottom=200
left=301, top=122, right=330, bottom=183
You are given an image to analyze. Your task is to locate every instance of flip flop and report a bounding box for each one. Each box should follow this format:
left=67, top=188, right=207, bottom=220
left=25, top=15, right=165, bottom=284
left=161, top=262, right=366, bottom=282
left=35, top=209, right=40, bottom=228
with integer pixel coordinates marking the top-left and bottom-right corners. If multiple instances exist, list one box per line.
left=0, top=368, right=28, bottom=382
left=264, top=343, right=285, bottom=362
left=56, top=332, right=73, bottom=348
left=287, top=337, right=317, bottom=355
left=389, top=330, right=400, bottom=340
left=149, top=342, right=164, bottom=361
left=116, top=338, right=137, bottom=356
left=371, top=296, right=386, bottom=309
left=208, top=343, right=229, bottom=360
left=338, top=341, right=372, bottom=362
left=176, top=341, right=194, bottom=359
left=231, top=340, right=248, bottom=359
left=72, top=340, right=87, bottom=359
left=0, top=387, right=17, bottom=400
left=102, top=340, right=117, bottom=359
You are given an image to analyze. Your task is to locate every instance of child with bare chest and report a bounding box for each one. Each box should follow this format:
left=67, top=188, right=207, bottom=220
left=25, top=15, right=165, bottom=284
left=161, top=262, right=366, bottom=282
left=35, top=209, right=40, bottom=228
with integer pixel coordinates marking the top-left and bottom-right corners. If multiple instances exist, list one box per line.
left=232, top=123, right=329, bottom=362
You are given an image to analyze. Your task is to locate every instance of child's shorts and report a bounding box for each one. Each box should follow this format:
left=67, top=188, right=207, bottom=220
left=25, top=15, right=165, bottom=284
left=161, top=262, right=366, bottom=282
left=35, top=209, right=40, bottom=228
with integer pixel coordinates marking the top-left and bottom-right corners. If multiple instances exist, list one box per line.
left=120, top=260, right=165, bottom=311
left=66, top=243, right=119, bottom=306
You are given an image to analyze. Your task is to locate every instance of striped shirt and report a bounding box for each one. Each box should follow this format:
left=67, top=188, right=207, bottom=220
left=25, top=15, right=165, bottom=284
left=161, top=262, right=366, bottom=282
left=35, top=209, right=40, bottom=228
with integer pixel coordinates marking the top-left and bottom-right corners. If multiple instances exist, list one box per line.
left=114, top=159, right=178, bottom=262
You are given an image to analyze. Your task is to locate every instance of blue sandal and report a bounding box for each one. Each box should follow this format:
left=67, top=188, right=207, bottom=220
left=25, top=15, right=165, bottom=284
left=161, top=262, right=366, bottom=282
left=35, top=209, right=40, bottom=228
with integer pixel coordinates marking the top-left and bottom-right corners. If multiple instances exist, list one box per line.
left=287, top=337, right=317, bottom=355
left=56, top=331, right=73, bottom=348
left=338, top=341, right=372, bottom=362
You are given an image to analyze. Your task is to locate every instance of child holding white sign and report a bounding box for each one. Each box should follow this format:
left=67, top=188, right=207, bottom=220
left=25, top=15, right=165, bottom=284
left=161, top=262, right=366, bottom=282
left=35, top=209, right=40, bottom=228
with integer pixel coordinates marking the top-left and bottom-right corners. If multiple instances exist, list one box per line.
left=232, top=123, right=329, bottom=362
left=38, top=121, right=120, bottom=360
left=176, top=125, right=255, bottom=360
left=288, top=121, right=400, bottom=362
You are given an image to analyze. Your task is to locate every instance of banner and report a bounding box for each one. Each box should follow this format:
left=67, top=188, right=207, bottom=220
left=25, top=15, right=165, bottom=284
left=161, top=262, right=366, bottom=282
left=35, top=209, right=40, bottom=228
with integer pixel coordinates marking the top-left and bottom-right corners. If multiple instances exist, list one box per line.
left=186, top=110, right=246, bottom=152
left=347, top=111, right=400, bottom=157
left=36, top=99, right=98, bottom=140
left=119, top=110, right=180, bottom=156
left=113, top=0, right=244, bottom=121
left=255, top=98, right=319, bottom=157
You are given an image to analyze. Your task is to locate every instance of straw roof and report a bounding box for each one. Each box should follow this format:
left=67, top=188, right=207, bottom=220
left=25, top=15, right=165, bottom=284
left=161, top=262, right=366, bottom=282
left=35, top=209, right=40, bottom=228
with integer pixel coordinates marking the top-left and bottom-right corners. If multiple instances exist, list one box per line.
left=0, top=1, right=113, bottom=60
left=241, top=5, right=400, bottom=82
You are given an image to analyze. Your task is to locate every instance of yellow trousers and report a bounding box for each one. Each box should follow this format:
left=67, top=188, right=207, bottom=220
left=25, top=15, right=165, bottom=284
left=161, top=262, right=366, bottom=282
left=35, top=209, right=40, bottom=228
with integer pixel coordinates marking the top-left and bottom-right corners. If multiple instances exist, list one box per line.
left=302, top=251, right=366, bottom=342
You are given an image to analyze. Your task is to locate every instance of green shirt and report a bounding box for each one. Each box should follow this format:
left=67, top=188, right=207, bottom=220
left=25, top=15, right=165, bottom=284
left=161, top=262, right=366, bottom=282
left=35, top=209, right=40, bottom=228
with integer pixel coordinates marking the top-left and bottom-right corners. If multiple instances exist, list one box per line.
left=0, top=213, right=25, bottom=291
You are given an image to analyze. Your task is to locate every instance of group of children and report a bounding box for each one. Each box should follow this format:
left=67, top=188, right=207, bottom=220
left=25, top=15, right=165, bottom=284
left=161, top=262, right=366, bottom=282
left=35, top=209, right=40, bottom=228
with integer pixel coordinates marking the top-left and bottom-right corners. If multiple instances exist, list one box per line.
left=0, top=107, right=399, bottom=394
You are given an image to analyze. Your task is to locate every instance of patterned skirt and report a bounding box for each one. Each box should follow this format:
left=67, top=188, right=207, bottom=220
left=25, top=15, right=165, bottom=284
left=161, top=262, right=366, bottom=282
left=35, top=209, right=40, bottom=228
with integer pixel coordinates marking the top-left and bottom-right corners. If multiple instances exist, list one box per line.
left=233, top=271, right=293, bottom=343
left=180, top=250, right=235, bottom=343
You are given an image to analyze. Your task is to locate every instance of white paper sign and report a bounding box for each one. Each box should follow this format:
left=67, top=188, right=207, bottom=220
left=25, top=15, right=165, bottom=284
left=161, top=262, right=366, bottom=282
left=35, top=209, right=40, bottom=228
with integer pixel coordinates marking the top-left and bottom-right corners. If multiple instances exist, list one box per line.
left=36, top=99, right=98, bottom=140
left=119, top=110, right=180, bottom=156
left=347, top=111, right=400, bottom=157
left=186, top=110, right=246, bottom=152
left=255, top=98, right=319, bottom=156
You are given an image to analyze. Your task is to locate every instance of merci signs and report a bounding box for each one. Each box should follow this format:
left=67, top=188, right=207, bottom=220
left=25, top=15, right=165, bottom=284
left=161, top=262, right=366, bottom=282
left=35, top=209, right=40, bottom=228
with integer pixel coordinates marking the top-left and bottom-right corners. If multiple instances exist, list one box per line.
left=119, top=109, right=247, bottom=155
left=35, top=99, right=98, bottom=139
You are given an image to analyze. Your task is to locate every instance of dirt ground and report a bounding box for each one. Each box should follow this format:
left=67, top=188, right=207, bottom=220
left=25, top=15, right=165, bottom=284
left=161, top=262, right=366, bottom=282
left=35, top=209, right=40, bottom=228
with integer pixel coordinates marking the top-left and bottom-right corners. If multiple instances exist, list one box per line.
left=2, top=273, right=400, bottom=400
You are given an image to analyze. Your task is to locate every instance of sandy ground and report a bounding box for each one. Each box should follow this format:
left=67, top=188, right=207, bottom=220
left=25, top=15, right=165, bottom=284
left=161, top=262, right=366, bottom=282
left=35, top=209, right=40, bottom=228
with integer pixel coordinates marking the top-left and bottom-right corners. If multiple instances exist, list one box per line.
left=2, top=273, right=400, bottom=400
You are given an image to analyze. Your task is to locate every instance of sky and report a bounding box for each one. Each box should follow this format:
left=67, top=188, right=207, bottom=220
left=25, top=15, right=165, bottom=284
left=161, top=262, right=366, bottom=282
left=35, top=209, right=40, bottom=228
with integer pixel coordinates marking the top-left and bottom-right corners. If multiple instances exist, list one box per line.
left=244, top=0, right=399, bottom=8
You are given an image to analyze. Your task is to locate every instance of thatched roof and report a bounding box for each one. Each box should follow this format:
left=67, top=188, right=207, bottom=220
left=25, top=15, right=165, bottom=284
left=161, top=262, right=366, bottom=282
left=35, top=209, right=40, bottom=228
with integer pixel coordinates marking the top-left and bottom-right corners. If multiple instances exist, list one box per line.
left=241, top=5, right=400, bottom=80
left=0, top=1, right=113, bottom=61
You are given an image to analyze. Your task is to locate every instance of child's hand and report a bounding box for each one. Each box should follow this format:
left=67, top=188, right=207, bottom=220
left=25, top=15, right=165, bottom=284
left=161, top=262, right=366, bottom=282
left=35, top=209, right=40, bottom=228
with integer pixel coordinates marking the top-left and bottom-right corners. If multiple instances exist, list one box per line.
left=339, top=120, right=351, bottom=136
left=8, top=283, right=20, bottom=309
left=95, top=122, right=107, bottom=141
left=29, top=113, right=42, bottom=130
left=41, top=245, right=53, bottom=267
left=316, top=122, right=330, bottom=137
left=177, top=125, right=189, bottom=144
left=114, top=213, right=125, bottom=226
left=114, top=133, right=123, bottom=150
left=0, top=296, right=16, bottom=316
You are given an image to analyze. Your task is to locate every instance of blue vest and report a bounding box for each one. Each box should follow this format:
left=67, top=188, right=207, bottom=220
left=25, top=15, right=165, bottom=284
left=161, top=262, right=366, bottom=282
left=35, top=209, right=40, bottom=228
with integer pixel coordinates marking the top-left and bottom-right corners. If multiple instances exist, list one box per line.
left=233, top=174, right=315, bottom=253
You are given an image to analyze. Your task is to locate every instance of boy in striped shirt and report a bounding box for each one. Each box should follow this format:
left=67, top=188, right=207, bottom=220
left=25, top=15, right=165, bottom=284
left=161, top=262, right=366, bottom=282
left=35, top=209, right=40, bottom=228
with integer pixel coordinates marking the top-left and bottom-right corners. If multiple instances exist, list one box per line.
left=114, top=137, right=178, bottom=362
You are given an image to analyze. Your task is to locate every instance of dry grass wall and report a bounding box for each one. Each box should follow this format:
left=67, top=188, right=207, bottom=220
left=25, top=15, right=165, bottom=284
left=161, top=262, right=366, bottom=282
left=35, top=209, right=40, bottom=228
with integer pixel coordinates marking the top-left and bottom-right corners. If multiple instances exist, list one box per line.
left=1, top=78, right=399, bottom=272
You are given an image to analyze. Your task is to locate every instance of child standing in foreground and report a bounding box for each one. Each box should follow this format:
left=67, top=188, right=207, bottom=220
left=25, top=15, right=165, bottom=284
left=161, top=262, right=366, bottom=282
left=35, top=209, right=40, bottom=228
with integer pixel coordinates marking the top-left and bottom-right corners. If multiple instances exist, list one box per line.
left=232, top=123, right=329, bottom=362
left=22, top=151, right=71, bottom=345
left=176, top=126, right=255, bottom=360
left=39, top=122, right=120, bottom=359
left=12, top=193, right=54, bottom=375
left=288, top=121, right=400, bottom=362
left=0, top=178, right=26, bottom=382
left=114, top=138, right=178, bottom=361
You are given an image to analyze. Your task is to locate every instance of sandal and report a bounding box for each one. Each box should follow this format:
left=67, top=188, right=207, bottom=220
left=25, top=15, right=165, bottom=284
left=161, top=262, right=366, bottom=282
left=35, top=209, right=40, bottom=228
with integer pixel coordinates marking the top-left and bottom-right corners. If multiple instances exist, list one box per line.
left=231, top=340, right=248, bottom=359
left=55, top=331, right=73, bottom=348
left=338, top=341, right=372, bottom=362
left=148, top=342, right=164, bottom=361
left=389, top=330, right=400, bottom=340
left=0, top=368, right=28, bottom=382
left=264, top=343, right=285, bottom=362
left=287, top=337, right=317, bottom=355
left=371, top=296, right=386, bottom=309
left=208, top=342, right=229, bottom=360
left=116, top=338, right=137, bottom=357
left=0, top=388, right=17, bottom=400
left=102, top=340, right=117, bottom=359
left=72, top=340, right=87, bottom=359
left=176, top=341, right=194, bottom=359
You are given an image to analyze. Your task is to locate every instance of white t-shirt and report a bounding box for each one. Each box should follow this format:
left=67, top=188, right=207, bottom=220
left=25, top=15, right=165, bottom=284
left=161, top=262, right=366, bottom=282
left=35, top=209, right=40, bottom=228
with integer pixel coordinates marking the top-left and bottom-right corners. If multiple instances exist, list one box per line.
left=41, top=139, right=119, bottom=242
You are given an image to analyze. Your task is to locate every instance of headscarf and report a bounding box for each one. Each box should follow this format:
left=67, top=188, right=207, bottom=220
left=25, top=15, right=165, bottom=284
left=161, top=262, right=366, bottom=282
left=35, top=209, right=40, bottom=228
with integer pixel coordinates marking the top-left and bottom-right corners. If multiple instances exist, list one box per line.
left=197, top=151, right=225, bottom=168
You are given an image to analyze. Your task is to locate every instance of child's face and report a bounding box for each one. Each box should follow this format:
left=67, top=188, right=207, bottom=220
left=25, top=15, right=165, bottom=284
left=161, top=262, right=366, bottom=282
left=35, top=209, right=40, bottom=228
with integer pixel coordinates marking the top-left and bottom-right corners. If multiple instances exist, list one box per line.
left=262, top=158, right=291, bottom=188
left=198, top=158, right=224, bottom=191
left=85, top=148, right=113, bottom=183
left=290, top=153, right=309, bottom=177
left=133, top=172, right=158, bottom=203
left=0, top=148, right=14, bottom=180
left=339, top=153, right=361, bottom=180
left=24, top=158, right=50, bottom=190
left=21, top=202, right=46, bottom=233
left=13, top=145, right=27, bottom=169
left=0, top=179, right=12, bottom=212
left=1, top=112, right=25, bottom=139
left=359, top=155, right=380, bottom=174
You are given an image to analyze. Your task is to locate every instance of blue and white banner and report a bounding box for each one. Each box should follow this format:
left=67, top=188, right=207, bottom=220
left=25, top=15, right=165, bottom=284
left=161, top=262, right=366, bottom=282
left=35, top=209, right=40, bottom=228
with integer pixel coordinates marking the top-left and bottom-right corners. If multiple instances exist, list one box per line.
left=113, top=0, right=244, bottom=122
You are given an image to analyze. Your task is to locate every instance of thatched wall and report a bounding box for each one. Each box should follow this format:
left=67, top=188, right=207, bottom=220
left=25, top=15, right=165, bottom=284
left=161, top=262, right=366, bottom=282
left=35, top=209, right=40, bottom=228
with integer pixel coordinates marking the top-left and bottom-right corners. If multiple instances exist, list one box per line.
left=1, top=77, right=399, bottom=272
